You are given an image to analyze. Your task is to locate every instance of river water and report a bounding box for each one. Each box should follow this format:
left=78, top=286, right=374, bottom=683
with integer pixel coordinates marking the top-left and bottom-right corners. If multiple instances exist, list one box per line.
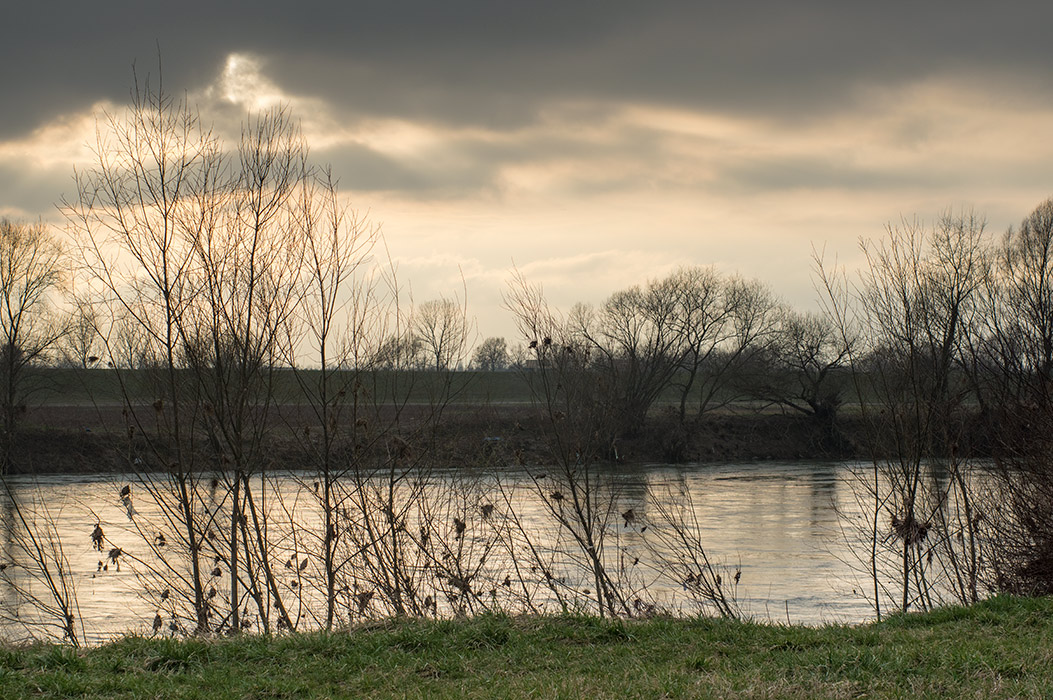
left=1, top=461, right=878, bottom=643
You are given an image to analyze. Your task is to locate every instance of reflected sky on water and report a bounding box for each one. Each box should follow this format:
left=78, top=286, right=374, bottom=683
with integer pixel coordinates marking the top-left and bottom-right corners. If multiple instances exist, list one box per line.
left=1, top=461, right=877, bottom=643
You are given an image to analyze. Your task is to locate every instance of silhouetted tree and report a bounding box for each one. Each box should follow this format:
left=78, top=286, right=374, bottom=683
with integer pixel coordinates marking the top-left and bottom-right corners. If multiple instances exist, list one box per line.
left=967, top=198, right=1053, bottom=594
left=414, top=298, right=469, bottom=371
left=821, top=209, right=990, bottom=617
left=57, top=300, right=102, bottom=369
left=0, top=219, right=66, bottom=472
left=65, top=76, right=311, bottom=633
left=741, top=309, right=853, bottom=448
left=472, top=336, right=508, bottom=371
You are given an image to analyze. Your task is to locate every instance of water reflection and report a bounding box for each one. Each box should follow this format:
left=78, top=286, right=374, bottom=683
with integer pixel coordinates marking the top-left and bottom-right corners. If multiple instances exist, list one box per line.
left=0, top=461, right=875, bottom=643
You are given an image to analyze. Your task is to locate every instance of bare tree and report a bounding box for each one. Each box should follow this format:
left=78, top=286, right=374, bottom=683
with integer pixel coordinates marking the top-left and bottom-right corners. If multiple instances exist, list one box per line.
left=107, top=312, right=157, bottom=369
left=472, top=336, right=508, bottom=371
left=504, top=273, right=633, bottom=617
left=966, top=198, right=1053, bottom=594
left=972, top=198, right=1053, bottom=411
left=822, top=209, right=990, bottom=617
left=741, top=308, right=853, bottom=448
left=703, top=276, right=782, bottom=413
left=57, top=299, right=102, bottom=369
left=0, top=483, right=83, bottom=645
left=63, top=74, right=317, bottom=633
left=414, top=298, right=469, bottom=371
left=0, top=220, right=66, bottom=472
left=283, top=166, right=379, bottom=629
left=64, top=74, right=222, bottom=633
left=666, top=266, right=739, bottom=422
left=374, top=331, right=424, bottom=370
left=580, top=276, right=687, bottom=436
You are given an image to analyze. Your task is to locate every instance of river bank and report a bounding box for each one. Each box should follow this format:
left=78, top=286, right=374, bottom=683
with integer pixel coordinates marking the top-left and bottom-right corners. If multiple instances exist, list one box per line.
left=2, top=595, right=1050, bottom=699
left=2, top=402, right=874, bottom=474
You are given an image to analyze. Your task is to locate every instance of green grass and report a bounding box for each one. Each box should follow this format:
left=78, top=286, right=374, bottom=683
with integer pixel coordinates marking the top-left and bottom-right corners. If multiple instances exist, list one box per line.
left=3, top=596, right=1052, bottom=698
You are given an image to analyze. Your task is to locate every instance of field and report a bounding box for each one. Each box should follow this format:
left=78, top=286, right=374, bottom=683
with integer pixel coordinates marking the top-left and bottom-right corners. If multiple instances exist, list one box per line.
left=1, top=596, right=1051, bottom=699
left=7, top=367, right=871, bottom=473
left=18, top=367, right=537, bottom=408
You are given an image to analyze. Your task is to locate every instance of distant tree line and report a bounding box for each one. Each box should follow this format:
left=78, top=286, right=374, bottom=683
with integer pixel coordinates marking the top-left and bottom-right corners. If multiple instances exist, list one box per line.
left=504, top=263, right=852, bottom=451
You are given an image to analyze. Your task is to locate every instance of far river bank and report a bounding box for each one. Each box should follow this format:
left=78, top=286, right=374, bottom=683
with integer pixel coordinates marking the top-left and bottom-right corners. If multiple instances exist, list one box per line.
left=1, top=403, right=881, bottom=475
left=3, top=401, right=996, bottom=475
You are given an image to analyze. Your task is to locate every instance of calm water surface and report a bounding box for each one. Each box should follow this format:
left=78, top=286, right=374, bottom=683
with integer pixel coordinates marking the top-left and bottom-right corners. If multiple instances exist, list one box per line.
left=1, top=461, right=875, bottom=643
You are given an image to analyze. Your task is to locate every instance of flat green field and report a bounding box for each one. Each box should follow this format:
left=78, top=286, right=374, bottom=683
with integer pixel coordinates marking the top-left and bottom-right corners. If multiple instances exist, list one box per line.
left=2, top=596, right=1051, bottom=699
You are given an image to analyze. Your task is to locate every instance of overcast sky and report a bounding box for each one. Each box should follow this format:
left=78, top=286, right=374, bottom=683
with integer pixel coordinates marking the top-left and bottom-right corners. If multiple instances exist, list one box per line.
left=4, top=2, right=1053, bottom=342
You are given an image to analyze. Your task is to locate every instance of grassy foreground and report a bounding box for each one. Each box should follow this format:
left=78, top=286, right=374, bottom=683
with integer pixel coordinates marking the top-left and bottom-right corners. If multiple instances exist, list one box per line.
left=2, top=596, right=1051, bottom=699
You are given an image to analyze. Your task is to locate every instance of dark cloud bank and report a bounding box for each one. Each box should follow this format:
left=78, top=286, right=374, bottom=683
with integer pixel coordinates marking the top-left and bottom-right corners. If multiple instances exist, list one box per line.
left=7, top=1, right=1053, bottom=138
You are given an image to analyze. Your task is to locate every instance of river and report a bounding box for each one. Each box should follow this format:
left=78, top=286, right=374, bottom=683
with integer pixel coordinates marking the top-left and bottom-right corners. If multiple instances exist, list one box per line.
left=1, top=461, right=878, bottom=644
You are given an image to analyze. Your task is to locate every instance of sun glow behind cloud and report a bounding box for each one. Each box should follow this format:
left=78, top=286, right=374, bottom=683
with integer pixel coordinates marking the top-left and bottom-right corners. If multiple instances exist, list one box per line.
left=211, top=53, right=286, bottom=110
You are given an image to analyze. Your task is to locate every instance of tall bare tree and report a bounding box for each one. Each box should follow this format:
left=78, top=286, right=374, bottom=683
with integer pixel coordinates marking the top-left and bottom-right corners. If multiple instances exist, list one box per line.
left=504, top=273, right=631, bottom=617
left=64, top=75, right=220, bottom=632
left=283, top=167, right=379, bottom=629
left=822, top=209, right=990, bottom=616
left=965, top=198, right=1053, bottom=595
left=0, top=220, right=66, bottom=472
left=63, top=75, right=320, bottom=633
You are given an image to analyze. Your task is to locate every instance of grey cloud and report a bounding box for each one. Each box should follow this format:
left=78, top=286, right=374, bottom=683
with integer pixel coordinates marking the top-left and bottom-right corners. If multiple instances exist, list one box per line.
left=324, top=123, right=668, bottom=198
left=716, top=155, right=941, bottom=195
left=7, top=1, right=1053, bottom=141
left=717, top=146, right=1053, bottom=197
left=323, top=144, right=429, bottom=192
left=0, top=164, right=75, bottom=218
left=323, top=142, right=487, bottom=195
left=325, top=141, right=507, bottom=199
left=262, top=2, right=1053, bottom=131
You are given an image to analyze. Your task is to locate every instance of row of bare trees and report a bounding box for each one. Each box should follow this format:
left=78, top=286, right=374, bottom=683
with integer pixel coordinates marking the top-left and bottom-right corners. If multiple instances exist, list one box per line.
left=502, top=264, right=852, bottom=458
left=498, top=200, right=1053, bottom=619
left=809, top=203, right=1053, bottom=618
left=2, top=73, right=740, bottom=643
left=38, top=76, right=479, bottom=635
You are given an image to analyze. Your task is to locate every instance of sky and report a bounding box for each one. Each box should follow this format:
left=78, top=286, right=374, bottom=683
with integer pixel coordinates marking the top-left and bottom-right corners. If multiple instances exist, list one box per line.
left=4, top=1, right=1053, bottom=344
